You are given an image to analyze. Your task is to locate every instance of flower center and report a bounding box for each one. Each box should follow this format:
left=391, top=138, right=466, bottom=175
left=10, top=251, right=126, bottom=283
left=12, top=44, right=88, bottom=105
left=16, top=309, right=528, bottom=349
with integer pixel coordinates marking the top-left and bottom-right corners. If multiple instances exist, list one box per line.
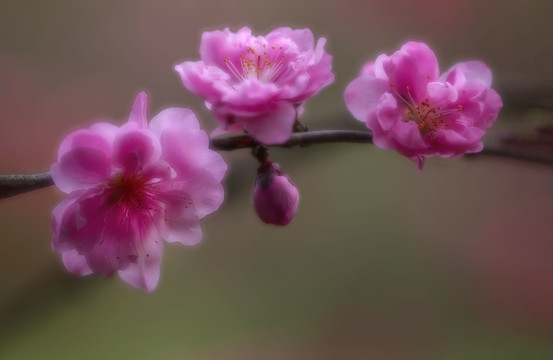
left=390, top=83, right=463, bottom=137
left=224, top=44, right=289, bottom=83
left=108, top=171, right=148, bottom=205
left=106, top=170, right=162, bottom=221
left=105, top=170, right=193, bottom=228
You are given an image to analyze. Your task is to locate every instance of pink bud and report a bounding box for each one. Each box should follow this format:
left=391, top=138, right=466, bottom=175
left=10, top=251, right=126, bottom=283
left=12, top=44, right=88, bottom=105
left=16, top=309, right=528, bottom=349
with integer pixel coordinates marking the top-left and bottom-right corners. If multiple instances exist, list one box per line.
left=252, top=161, right=299, bottom=226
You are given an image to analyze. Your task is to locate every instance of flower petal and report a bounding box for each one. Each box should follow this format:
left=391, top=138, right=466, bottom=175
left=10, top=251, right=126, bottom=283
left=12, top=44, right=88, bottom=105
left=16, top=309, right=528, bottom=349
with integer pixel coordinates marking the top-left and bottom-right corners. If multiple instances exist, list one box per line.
left=61, top=249, right=93, bottom=276
left=400, top=41, right=440, bottom=81
left=373, top=54, right=392, bottom=81
left=175, top=61, right=232, bottom=103
left=199, top=27, right=253, bottom=68
left=387, top=50, right=428, bottom=102
left=159, top=126, right=227, bottom=182
left=88, top=122, right=120, bottom=145
left=297, top=39, right=335, bottom=101
left=52, top=189, right=86, bottom=252
left=158, top=189, right=203, bottom=246
left=480, top=88, right=502, bottom=128
left=184, top=169, right=225, bottom=218
left=360, top=62, right=376, bottom=77
left=344, top=75, right=386, bottom=123
left=266, top=27, right=314, bottom=53
left=366, top=92, right=401, bottom=134
left=242, top=102, right=296, bottom=145
left=427, top=81, right=458, bottom=103
left=51, top=145, right=111, bottom=194
left=83, top=198, right=164, bottom=276
left=56, top=127, right=113, bottom=161
left=118, top=232, right=163, bottom=292
left=128, top=91, right=148, bottom=128
left=149, top=107, right=200, bottom=136
left=444, top=61, right=492, bottom=86
left=220, top=79, right=282, bottom=116
left=391, top=121, right=430, bottom=159
left=432, top=126, right=485, bottom=157
left=54, top=189, right=112, bottom=254
left=113, top=127, right=162, bottom=171
left=140, top=160, right=175, bottom=182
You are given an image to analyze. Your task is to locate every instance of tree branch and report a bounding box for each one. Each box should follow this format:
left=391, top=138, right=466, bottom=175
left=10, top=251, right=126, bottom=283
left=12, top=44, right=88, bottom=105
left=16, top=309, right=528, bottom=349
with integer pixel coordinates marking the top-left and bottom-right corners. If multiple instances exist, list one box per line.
left=209, top=130, right=373, bottom=150
left=0, top=172, right=54, bottom=199
left=1, top=129, right=553, bottom=199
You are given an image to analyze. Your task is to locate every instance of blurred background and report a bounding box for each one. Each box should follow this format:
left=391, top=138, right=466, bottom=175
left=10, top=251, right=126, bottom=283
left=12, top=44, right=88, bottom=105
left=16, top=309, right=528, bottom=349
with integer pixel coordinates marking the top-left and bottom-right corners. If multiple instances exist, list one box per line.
left=1, top=0, right=553, bottom=359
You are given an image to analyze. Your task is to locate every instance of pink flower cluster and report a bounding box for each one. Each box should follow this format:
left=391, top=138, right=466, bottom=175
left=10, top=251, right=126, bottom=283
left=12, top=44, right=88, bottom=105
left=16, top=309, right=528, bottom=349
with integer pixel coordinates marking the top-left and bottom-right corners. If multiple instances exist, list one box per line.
left=175, top=27, right=334, bottom=145
left=49, top=29, right=504, bottom=291
left=344, top=41, right=502, bottom=169
left=51, top=93, right=226, bottom=291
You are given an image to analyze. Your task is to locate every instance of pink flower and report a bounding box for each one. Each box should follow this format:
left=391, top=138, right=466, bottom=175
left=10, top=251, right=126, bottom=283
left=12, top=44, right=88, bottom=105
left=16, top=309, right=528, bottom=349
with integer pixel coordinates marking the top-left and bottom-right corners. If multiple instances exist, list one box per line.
left=344, top=41, right=502, bottom=169
left=252, top=161, right=299, bottom=226
left=50, top=92, right=227, bottom=291
left=175, top=27, right=334, bottom=145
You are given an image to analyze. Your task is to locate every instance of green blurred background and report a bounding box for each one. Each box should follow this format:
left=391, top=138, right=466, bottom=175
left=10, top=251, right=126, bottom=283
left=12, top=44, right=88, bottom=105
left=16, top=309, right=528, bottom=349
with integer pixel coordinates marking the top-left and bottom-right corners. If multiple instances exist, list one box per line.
left=2, top=0, right=553, bottom=359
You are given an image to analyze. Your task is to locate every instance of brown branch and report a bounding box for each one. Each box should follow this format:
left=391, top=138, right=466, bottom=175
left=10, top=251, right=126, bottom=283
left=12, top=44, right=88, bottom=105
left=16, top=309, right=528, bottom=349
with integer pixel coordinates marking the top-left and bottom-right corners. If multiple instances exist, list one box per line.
left=209, top=130, right=373, bottom=150
left=1, top=129, right=553, bottom=199
left=468, top=143, right=553, bottom=166
left=0, top=172, right=54, bottom=199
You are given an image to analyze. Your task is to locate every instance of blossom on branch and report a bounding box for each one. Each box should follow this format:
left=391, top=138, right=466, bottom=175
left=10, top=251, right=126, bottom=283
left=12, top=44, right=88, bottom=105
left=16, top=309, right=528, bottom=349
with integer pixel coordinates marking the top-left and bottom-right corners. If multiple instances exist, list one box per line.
left=175, top=27, right=334, bottom=145
left=344, top=41, right=502, bottom=169
left=252, top=161, right=299, bottom=226
left=50, top=92, right=227, bottom=291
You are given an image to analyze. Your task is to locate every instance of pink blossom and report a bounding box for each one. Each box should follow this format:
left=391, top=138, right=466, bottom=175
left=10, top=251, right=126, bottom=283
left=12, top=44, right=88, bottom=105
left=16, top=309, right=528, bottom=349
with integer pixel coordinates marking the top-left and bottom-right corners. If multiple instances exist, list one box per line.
left=50, top=92, right=227, bottom=291
left=252, top=161, right=299, bottom=226
left=175, top=27, right=334, bottom=145
left=344, top=41, right=502, bottom=169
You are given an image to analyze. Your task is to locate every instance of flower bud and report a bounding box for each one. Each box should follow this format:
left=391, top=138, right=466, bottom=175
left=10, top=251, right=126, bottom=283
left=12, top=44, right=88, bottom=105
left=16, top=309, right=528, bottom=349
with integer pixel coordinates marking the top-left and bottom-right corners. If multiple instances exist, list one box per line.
left=252, top=161, right=299, bottom=226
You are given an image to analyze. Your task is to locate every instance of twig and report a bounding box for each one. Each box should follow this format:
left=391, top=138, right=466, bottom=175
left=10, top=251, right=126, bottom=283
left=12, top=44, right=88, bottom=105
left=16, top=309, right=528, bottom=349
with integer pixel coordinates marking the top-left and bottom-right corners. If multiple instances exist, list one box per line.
left=209, top=130, right=373, bottom=150
left=1, top=129, right=553, bottom=199
left=0, top=172, right=54, bottom=199
left=468, top=144, right=553, bottom=166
